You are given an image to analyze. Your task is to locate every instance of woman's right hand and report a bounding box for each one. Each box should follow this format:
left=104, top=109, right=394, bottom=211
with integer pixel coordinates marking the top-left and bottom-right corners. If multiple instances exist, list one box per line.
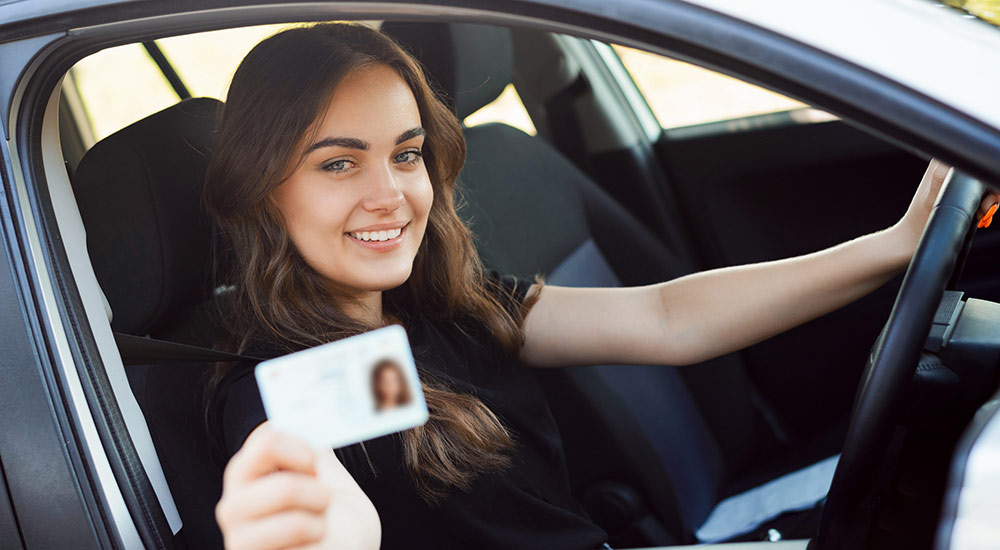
left=216, top=422, right=381, bottom=550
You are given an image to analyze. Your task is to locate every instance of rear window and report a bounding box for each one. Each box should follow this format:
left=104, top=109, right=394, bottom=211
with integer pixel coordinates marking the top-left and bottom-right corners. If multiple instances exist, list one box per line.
left=69, top=24, right=287, bottom=142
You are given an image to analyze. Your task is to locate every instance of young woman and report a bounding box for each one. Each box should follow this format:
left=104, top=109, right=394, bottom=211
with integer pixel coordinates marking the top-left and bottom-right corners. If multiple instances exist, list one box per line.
left=371, top=360, right=412, bottom=411
left=206, top=22, right=999, bottom=550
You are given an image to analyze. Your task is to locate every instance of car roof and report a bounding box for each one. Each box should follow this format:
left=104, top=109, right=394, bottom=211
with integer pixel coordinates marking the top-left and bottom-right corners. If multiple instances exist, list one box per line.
left=687, top=0, right=1000, bottom=133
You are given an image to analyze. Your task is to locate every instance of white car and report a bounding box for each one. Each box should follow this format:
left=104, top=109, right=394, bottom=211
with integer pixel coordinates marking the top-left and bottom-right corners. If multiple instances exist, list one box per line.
left=0, top=1, right=998, bottom=548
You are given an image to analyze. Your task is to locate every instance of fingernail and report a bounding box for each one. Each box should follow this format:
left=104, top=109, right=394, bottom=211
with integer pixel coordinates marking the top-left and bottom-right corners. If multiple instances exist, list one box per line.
left=979, top=203, right=998, bottom=228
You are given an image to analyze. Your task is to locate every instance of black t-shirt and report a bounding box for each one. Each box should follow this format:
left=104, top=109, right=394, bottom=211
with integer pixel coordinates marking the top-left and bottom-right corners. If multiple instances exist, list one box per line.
left=212, top=273, right=608, bottom=549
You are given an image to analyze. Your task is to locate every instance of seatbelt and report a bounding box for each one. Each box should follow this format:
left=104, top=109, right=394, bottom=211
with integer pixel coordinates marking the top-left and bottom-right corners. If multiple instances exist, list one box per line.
left=113, top=332, right=264, bottom=366
left=544, top=75, right=593, bottom=175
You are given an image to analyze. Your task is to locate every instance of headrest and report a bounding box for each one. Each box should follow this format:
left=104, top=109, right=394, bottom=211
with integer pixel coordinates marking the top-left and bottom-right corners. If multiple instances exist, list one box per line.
left=73, top=98, right=222, bottom=335
left=381, top=22, right=514, bottom=119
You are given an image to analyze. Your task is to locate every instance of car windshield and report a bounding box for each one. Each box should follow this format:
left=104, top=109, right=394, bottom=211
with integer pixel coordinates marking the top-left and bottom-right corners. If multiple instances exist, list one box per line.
left=940, top=0, right=1000, bottom=26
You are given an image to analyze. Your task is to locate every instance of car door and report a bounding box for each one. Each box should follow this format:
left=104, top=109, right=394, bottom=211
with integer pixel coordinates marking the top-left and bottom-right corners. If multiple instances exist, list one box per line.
left=0, top=9, right=180, bottom=547
left=0, top=48, right=124, bottom=550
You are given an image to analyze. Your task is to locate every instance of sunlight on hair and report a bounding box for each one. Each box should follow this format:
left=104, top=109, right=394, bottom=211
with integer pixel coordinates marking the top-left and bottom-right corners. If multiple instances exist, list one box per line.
left=463, top=84, right=537, bottom=136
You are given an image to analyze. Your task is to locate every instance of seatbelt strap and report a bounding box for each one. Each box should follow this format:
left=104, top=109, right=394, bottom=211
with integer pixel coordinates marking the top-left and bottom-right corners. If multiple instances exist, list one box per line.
left=544, top=75, right=593, bottom=174
left=113, top=332, right=264, bottom=366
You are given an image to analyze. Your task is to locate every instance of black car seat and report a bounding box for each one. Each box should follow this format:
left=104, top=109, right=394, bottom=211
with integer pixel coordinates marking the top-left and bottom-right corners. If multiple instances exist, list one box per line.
left=381, top=22, right=842, bottom=545
left=72, top=97, right=227, bottom=549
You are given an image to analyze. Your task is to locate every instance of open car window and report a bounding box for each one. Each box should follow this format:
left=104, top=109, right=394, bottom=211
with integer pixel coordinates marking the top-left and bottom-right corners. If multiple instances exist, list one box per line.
left=612, top=44, right=837, bottom=134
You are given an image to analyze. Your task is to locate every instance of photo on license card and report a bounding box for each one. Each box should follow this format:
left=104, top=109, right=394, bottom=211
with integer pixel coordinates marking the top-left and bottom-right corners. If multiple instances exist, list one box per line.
left=255, top=325, right=428, bottom=449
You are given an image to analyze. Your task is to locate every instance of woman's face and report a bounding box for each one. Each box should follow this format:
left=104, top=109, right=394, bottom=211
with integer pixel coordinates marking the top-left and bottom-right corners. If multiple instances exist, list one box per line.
left=375, top=366, right=406, bottom=408
left=273, top=64, right=433, bottom=299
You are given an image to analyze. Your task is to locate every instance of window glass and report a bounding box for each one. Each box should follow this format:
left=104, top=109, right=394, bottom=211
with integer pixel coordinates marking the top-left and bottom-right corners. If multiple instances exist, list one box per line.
left=155, top=25, right=288, bottom=99
left=69, top=24, right=290, bottom=142
left=613, top=45, right=831, bottom=129
left=70, top=44, right=180, bottom=141
left=463, top=84, right=537, bottom=135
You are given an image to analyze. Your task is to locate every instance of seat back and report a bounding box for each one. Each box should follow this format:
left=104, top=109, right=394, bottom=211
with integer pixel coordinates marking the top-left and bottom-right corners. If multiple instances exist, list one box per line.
left=72, top=97, right=226, bottom=549
left=383, top=22, right=778, bottom=542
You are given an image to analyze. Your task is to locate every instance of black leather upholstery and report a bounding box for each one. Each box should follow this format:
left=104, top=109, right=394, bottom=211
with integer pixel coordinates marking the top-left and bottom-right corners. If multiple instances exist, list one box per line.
left=459, top=121, right=751, bottom=540
left=73, top=98, right=222, bottom=335
left=382, top=22, right=513, bottom=119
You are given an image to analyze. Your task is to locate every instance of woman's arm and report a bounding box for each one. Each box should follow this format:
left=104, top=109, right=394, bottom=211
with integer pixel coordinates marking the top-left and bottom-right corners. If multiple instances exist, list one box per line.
left=520, top=161, right=1000, bottom=368
left=216, top=423, right=381, bottom=550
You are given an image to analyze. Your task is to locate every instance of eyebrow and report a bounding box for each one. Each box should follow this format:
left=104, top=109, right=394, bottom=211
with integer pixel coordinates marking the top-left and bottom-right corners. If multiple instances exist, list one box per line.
left=395, top=126, right=426, bottom=145
left=305, top=126, right=426, bottom=155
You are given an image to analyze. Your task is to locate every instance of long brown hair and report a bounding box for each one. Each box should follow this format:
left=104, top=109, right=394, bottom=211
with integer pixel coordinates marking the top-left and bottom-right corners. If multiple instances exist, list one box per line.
left=205, top=22, right=535, bottom=503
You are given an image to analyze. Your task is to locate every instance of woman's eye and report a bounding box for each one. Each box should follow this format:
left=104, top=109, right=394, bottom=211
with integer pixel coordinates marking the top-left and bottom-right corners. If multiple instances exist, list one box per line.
left=322, top=159, right=355, bottom=173
left=395, top=150, right=423, bottom=165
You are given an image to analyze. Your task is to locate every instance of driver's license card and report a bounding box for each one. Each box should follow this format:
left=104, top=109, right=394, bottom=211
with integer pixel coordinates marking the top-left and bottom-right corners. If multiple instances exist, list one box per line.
left=254, top=325, right=428, bottom=449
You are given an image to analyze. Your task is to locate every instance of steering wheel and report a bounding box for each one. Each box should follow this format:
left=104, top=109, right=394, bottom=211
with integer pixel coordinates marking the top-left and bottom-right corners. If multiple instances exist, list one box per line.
left=813, top=170, right=986, bottom=549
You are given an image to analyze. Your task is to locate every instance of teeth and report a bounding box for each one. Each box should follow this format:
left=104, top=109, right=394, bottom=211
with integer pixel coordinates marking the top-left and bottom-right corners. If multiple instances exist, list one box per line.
left=350, top=227, right=403, bottom=242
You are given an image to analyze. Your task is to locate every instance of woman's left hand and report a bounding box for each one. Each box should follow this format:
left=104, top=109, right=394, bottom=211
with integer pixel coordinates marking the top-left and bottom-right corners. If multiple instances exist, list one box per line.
left=892, top=159, right=1000, bottom=255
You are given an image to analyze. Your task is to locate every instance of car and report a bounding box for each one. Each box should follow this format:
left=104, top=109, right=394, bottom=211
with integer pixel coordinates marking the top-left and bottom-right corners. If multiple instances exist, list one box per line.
left=1, top=1, right=999, bottom=549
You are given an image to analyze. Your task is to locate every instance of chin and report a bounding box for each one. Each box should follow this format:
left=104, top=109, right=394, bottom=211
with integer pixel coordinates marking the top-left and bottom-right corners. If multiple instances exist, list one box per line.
left=338, top=263, right=415, bottom=294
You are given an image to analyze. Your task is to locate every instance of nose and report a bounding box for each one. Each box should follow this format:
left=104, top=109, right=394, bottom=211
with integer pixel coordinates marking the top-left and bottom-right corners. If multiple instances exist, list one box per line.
left=361, top=165, right=405, bottom=213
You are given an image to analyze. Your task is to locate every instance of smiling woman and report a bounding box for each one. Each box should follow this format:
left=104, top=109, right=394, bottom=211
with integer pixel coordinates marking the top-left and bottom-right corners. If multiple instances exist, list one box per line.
left=272, top=64, right=433, bottom=310
left=204, top=23, right=574, bottom=550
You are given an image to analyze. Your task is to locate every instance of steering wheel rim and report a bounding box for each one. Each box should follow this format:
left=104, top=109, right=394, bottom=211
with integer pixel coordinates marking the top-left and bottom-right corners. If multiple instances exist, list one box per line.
left=814, top=170, right=985, bottom=549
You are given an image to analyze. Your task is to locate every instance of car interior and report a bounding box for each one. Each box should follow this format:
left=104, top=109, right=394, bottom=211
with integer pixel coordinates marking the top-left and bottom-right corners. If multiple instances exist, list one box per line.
left=50, top=17, right=1000, bottom=550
